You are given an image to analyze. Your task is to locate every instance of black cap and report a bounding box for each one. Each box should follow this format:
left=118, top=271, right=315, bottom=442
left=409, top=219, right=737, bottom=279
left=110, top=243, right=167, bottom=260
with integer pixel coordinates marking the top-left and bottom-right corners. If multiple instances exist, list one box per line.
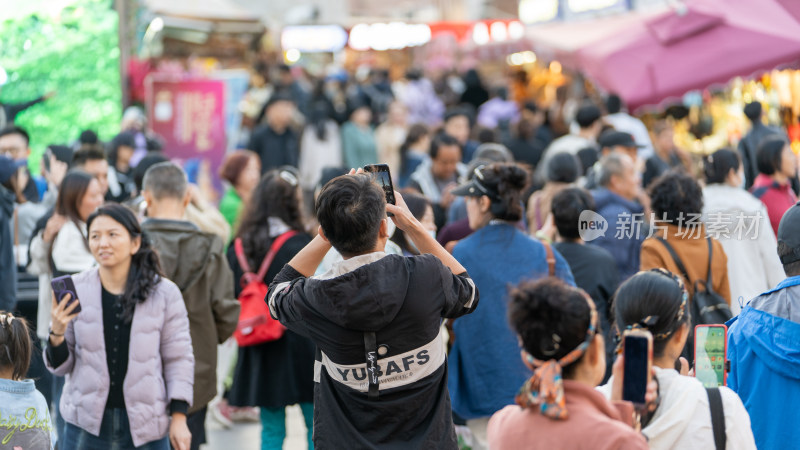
left=575, top=104, right=602, bottom=128
left=777, top=202, right=800, bottom=265
left=451, top=165, right=500, bottom=200
left=598, top=131, right=643, bottom=149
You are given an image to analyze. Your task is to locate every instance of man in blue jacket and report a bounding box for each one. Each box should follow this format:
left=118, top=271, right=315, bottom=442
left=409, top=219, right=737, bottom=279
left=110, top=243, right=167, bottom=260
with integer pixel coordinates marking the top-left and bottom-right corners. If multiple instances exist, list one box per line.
left=727, top=201, right=800, bottom=450
left=590, top=153, right=646, bottom=281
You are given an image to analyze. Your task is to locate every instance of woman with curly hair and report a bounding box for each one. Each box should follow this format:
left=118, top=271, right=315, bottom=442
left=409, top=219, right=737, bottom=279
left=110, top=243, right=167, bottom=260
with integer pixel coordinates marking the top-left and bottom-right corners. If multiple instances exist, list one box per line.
left=640, top=171, right=731, bottom=304
left=446, top=162, right=575, bottom=448
left=224, top=168, right=315, bottom=449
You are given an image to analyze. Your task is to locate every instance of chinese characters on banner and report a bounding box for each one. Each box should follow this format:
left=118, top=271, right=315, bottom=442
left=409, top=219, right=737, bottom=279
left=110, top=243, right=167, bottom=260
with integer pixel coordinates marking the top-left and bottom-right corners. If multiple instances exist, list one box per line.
left=145, top=76, right=227, bottom=190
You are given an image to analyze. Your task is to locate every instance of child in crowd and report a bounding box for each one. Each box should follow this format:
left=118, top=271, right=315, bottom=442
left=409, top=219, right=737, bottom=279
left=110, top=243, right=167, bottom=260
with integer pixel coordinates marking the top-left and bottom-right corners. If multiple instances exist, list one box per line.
left=0, top=312, right=55, bottom=449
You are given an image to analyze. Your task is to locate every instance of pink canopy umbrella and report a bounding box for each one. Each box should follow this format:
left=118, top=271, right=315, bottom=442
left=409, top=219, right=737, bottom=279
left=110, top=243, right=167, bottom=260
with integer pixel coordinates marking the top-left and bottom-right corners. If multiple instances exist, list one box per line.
left=576, top=0, right=800, bottom=110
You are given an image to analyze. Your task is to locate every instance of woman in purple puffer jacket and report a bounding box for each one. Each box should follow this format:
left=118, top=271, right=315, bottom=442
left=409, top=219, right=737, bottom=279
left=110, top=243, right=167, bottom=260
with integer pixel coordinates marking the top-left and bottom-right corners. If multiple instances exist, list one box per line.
left=45, top=204, right=195, bottom=449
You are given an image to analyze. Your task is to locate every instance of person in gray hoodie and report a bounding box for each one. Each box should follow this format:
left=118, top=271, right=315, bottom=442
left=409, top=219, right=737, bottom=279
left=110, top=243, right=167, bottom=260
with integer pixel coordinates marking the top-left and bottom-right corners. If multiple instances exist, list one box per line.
left=141, top=162, right=239, bottom=450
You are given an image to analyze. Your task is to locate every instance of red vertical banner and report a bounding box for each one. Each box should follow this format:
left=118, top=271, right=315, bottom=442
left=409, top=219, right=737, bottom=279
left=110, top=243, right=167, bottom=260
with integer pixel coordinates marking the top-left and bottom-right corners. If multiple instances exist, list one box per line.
left=145, top=75, right=227, bottom=191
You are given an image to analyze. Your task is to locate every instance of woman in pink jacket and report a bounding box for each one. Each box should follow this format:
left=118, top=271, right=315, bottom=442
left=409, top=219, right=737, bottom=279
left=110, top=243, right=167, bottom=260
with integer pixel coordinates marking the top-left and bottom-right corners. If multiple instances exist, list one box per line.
left=46, top=204, right=194, bottom=449
left=487, top=278, right=649, bottom=450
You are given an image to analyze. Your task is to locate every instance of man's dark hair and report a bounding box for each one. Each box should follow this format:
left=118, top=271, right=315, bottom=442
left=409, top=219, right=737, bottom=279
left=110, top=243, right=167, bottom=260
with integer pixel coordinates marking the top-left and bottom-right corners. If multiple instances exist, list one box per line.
left=79, top=129, right=99, bottom=145
left=430, top=134, right=461, bottom=160
left=72, top=146, right=106, bottom=168
left=756, top=137, right=787, bottom=176
left=575, top=104, right=602, bottom=129
left=0, top=126, right=30, bottom=145
left=552, top=187, right=595, bottom=241
left=778, top=241, right=800, bottom=277
left=316, top=174, right=386, bottom=257
left=576, top=147, right=599, bottom=175
left=744, top=102, right=762, bottom=122
left=649, top=171, right=704, bottom=225
left=444, top=108, right=473, bottom=126
left=606, top=94, right=623, bottom=115
left=133, top=152, right=169, bottom=192
left=546, top=152, right=580, bottom=183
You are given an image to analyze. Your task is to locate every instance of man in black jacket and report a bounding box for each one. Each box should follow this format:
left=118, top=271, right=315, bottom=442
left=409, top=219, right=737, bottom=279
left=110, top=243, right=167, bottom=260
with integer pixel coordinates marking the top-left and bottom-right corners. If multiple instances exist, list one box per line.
left=249, top=94, right=299, bottom=173
left=739, top=101, right=785, bottom=190
left=267, top=173, right=478, bottom=448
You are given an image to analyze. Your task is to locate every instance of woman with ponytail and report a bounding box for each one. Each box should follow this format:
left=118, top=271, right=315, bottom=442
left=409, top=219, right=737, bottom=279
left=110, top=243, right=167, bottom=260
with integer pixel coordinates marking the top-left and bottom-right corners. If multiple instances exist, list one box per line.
left=45, top=204, right=194, bottom=449
left=600, top=270, right=755, bottom=450
left=446, top=162, right=576, bottom=448
left=702, top=148, right=784, bottom=313
left=0, top=312, right=55, bottom=448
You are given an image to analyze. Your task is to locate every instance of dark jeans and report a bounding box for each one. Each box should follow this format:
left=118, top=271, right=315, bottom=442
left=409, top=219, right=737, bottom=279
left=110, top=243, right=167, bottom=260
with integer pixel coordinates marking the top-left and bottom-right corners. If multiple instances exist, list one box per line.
left=61, top=408, right=169, bottom=450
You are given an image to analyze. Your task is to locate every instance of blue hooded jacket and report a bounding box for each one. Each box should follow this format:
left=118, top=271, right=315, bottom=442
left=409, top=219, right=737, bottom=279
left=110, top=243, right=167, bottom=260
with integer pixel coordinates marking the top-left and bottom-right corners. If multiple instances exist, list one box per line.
left=590, top=188, right=645, bottom=281
left=448, top=223, right=575, bottom=419
left=727, top=275, right=800, bottom=450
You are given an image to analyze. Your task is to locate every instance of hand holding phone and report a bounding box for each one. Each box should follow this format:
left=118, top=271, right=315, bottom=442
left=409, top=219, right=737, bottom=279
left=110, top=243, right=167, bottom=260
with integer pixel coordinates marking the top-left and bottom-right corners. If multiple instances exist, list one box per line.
left=694, top=325, right=727, bottom=387
left=622, top=330, right=653, bottom=406
left=51, top=275, right=82, bottom=314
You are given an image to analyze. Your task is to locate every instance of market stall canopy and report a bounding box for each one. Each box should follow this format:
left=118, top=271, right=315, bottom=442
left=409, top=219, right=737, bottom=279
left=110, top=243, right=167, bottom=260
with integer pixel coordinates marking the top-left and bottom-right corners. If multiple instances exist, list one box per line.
left=144, top=0, right=260, bottom=22
left=575, top=0, right=800, bottom=110
left=526, top=6, right=666, bottom=66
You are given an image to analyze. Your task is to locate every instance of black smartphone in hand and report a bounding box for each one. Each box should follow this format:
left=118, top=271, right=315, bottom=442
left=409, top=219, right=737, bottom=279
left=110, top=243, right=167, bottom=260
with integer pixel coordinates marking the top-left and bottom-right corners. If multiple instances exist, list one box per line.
left=51, top=275, right=81, bottom=314
left=622, top=330, right=652, bottom=406
left=364, top=164, right=396, bottom=205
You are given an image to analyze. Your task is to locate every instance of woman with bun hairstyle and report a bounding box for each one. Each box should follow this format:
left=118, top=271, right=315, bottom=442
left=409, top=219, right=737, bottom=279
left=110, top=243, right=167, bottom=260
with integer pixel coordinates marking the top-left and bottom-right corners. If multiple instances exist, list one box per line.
left=702, top=148, right=784, bottom=312
left=45, top=204, right=194, bottom=449
left=447, top=162, right=575, bottom=448
left=600, top=270, right=756, bottom=450
left=487, top=278, right=648, bottom=450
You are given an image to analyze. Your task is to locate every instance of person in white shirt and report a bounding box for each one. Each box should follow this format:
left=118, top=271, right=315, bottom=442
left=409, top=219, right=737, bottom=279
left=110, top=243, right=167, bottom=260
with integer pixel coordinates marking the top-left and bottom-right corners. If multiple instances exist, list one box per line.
left=600, top=270, right=756, bottom=450
left=701, top=148, right=784, bottom=313
left=604, top=94, right=655, bottom=160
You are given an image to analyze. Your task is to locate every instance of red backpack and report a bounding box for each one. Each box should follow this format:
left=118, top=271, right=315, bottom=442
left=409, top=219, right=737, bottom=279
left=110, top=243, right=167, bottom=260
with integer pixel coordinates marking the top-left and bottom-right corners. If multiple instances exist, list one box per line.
left=232, top=231, right=298, bottom=347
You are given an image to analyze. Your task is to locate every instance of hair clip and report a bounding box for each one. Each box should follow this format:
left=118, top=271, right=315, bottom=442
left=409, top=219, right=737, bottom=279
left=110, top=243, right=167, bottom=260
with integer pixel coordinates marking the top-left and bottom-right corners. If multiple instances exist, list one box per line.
left=279, top=170, right=299, bottom=187
left=0, top=313, right=14, bottom=326
left=541, top=333, right=562, bottom=356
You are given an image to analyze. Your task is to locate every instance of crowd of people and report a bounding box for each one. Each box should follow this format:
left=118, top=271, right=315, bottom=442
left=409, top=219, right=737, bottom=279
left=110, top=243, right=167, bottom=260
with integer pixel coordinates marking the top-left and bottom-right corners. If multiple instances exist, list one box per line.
left=0, top=63, right=799, bottom=450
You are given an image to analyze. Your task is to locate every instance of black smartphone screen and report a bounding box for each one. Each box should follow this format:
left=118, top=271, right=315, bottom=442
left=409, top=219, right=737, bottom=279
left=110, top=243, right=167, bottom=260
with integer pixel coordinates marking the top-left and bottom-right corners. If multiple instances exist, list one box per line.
left=364, top=164, right=396, bottom=205
left=623, top=335, right=649, bottom=404
left=51, top=275, right=82, bottom=314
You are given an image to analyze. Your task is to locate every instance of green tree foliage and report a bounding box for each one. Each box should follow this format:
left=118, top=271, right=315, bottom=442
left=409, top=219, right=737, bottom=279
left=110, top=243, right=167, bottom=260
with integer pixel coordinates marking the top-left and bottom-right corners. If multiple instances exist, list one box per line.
left=0, top=0, right=120, bottom=172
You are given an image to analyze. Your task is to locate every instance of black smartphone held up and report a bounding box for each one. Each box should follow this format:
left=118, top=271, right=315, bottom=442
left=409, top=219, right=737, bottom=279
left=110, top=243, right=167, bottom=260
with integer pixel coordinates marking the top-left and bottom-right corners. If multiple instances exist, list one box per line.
left=51, top=275, right=81, bottom=314
left=695, top=324, right=728, bottom=388
left=622, top=329, right=653, bottom=406
left=364, top=164, right=396, bottom=205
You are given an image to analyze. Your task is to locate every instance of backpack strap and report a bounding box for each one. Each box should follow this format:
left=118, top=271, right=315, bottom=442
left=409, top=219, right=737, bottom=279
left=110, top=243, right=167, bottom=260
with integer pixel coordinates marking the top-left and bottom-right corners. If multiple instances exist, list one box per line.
left=542, top=241, right=556, bottom=277
left=235, top=231, right=300, bottom=285
left=255, top=231, right=300, bottom=281
left=706, top=387, right=726, bottom=450
left=655, top=237, right=691, bottom=284
left=705, top=237, right=714, bottom=288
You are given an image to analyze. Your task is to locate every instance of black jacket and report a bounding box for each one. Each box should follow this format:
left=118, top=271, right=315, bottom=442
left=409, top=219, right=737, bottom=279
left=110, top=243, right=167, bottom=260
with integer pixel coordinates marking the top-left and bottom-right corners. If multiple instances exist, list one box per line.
left=248, top=125, right=299, bottom=172
left=738, top=122, right=784, bottom=190
left=268, top=253, right=478, bottom=449
left=0, top=186, right=16, bottom=311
